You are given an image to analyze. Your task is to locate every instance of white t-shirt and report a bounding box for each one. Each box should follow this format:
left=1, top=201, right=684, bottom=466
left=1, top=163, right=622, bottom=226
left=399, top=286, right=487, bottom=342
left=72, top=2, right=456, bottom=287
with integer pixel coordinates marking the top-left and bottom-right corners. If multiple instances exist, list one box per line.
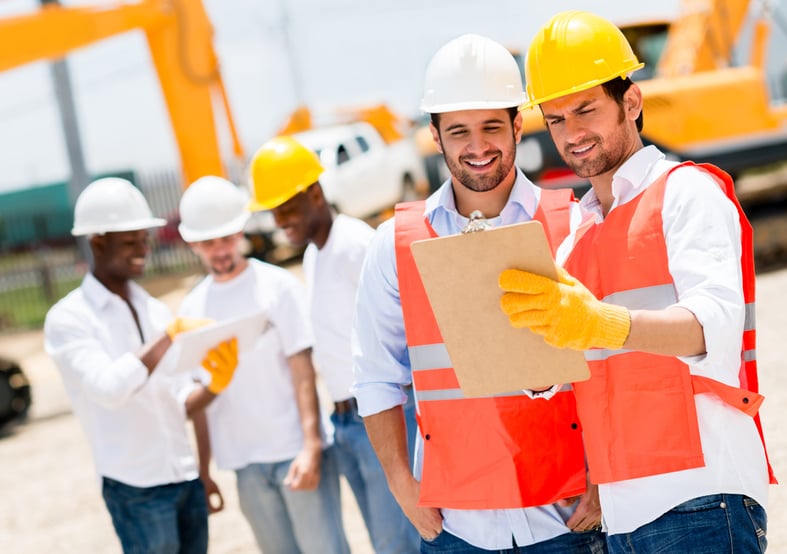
left=303, top=214, right=374, bottom=401
left=179, top=259, right=320, bottom=470
left=44, top=273, right=199, bottom=487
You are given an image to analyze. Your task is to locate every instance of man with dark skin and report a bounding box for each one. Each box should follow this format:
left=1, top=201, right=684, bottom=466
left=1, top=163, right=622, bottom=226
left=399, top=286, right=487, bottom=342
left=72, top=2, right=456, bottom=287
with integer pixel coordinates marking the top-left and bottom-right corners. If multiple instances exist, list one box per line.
left=249, top=139, right=420, bottom=553
left=45, top=177, right=236, bottom=554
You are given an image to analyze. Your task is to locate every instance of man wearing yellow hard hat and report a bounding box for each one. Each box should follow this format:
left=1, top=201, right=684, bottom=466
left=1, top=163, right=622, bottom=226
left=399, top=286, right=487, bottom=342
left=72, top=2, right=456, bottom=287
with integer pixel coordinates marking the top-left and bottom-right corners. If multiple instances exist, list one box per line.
left=499, top=10, right=775, bottom=552
left=247, top=136, right=421, bottom=554
left=352, top=33, right=606, bottom=553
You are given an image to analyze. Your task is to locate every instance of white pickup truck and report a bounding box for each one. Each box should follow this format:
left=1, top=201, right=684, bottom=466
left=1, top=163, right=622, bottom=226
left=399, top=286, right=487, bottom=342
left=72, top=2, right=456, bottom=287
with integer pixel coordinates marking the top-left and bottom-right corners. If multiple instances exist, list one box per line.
left=291, top=121, right=428, bottom=219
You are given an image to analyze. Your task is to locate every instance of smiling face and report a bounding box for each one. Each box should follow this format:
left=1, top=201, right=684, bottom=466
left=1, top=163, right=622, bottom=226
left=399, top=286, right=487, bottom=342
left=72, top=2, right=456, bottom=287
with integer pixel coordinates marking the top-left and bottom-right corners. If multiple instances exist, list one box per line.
left=90, top=230, right=151, bottom=295
left=432, top=108, right=521, bottom=195
left=540, top=83, right=643, bottom=185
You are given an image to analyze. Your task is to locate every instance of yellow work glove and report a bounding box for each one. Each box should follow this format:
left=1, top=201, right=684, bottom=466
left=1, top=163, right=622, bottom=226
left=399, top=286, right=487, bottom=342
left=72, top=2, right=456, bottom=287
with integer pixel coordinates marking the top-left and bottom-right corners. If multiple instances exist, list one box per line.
left=499, top=266, right=631, bottom=351
left=201, top=338, right=239, bottom=394
left=166, top=317, right=215, bottom=340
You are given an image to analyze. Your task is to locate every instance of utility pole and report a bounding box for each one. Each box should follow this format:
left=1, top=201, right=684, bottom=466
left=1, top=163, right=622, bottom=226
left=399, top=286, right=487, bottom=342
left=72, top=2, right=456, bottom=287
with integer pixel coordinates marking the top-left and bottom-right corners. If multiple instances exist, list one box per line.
left=40, top=0, right=91, bottom=264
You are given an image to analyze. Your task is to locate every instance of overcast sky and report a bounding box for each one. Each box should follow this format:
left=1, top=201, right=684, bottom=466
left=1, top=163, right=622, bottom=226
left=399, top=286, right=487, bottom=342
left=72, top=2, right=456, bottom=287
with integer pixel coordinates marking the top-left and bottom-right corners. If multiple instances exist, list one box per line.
left=1, top=0, right=784, bottom=191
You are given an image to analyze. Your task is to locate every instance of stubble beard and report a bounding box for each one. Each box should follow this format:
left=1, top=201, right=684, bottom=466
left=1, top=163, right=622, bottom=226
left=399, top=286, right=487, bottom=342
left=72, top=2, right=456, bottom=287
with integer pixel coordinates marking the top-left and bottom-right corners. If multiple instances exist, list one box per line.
left=445, top=149, right=515, bottom=193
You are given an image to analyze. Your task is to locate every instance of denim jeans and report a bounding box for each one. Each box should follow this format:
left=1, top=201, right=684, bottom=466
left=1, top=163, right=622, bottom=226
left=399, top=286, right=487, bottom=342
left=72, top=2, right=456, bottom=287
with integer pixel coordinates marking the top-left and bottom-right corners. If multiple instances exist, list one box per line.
left=332, top=403, right=420, bottom=553
left=421, top=529, right=607, bottom=553
left=101, top=476, right=208, bottom=554
left=606, top=494, right=767, bottom=553
left=235, top=446, right=350, bottom=554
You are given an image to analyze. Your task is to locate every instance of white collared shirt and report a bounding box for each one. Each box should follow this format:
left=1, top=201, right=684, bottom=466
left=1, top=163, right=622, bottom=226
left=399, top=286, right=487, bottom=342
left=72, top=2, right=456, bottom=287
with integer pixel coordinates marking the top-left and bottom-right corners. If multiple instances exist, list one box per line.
left=44, top=273, right=199, bottom=487
left=558, top=146, right=769, bottom=534
left=351, top=170, right=580, bottom=550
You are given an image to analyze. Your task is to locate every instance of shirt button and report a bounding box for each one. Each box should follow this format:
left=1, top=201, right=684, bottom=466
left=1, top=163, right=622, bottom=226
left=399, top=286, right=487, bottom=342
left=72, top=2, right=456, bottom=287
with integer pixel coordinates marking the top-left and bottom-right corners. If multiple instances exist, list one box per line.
left=743, top=397, right=749, bottom=404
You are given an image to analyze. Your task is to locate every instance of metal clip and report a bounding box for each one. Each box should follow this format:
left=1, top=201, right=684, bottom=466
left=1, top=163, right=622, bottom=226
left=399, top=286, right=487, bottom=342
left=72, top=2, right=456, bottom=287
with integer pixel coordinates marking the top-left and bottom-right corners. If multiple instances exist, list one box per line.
left=461, top=210, right=490, bottom=234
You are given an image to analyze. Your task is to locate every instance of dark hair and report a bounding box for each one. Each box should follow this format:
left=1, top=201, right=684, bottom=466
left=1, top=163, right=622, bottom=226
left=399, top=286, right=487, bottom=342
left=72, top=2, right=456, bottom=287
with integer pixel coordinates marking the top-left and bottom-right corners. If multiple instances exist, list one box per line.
left=430, top=106, right=519, bottom=130
left=601, top=77, right=643, bottom=132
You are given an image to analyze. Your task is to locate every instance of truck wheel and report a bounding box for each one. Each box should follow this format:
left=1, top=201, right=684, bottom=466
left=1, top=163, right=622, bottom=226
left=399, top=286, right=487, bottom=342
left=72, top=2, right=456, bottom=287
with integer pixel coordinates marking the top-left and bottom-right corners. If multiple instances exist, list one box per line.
left=0, top=357, right=32, bottom=429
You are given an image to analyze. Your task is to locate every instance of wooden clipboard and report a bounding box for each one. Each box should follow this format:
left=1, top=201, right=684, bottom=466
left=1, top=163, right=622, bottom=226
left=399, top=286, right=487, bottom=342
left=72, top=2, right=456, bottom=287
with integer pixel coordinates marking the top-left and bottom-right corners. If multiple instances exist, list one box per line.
left=410, top=220, right=589, bottom=397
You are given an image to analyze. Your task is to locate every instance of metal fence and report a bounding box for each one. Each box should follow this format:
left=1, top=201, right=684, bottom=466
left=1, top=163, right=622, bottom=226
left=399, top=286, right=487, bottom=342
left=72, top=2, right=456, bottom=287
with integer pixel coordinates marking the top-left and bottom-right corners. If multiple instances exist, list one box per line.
left=0, top=170, right=204, bottom=332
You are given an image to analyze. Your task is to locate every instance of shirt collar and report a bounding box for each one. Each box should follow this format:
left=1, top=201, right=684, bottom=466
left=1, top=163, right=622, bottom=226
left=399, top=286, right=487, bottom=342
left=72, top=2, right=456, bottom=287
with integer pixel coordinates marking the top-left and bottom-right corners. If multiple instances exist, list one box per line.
left=580, top=145, right=665, bottom=215
left=82, top=271, right=145, bottom=310
left=425, top=167, right=539, bottom=228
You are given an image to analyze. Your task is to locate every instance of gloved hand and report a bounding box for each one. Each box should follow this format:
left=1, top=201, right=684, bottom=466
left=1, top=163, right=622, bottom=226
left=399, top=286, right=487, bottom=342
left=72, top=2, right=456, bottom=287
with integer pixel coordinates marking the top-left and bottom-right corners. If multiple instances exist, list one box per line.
left=499, top=266, right=631, bottom=351
left=166, top=317, right=215, bottom=341
left=201, top=338, right=238, bottom=394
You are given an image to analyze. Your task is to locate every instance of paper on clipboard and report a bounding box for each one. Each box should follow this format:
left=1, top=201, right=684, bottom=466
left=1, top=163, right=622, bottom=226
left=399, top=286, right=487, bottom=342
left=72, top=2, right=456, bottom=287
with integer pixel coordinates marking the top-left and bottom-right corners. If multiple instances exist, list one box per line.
left=169, top=312, right=270, bottom=373
left=410, top=220, right=588, bottom=397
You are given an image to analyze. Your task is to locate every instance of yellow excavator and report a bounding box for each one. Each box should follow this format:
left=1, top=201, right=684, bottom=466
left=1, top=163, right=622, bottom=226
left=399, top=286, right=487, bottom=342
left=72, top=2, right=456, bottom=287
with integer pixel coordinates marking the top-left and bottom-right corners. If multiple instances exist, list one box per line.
left=0, top=0, right=244, bottom=187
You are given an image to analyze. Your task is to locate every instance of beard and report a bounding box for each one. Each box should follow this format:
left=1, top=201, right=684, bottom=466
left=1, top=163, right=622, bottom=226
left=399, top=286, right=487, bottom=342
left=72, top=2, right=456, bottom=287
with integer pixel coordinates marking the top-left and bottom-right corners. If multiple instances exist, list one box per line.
left=444, top=148, right=516, bottom=193
left=209, top=255, right=237, bottom=277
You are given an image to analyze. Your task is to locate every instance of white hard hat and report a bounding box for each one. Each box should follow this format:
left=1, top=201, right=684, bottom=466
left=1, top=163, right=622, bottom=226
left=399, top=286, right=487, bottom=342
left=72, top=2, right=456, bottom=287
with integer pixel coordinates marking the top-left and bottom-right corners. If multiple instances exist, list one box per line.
left=178, top=176, right=251, bottom=243
left=420, top=34, right=527, bottom=113
left=71, top=177, right=165, bottom=236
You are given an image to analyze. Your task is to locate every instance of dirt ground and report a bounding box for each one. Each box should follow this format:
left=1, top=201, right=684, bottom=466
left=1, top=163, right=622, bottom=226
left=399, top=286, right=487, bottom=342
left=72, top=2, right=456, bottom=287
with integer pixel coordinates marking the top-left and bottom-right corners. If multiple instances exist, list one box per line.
left=1, top=263, right=785, bottom=553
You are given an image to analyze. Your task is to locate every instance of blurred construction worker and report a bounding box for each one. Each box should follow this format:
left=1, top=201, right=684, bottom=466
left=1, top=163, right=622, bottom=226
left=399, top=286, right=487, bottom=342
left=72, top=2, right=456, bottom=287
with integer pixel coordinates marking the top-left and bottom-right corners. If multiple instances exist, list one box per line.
left=176, top=176, right=350, bottom=554
left=44, top=177, right=238, bottom=554
left=499, top=10, right=775, bottom=553
left=351, top=34, right=607, bottom=553
left=248, top=136, right=421, bottom=553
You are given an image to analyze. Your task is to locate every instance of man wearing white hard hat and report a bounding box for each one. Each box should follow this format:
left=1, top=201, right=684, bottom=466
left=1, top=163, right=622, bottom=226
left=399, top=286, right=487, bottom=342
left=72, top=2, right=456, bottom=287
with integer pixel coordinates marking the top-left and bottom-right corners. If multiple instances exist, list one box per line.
left=351, top=35, right=605, bottom=552
left=44, top=177, right=238, bottom=553
left=176, top=176, right=350, bottom=554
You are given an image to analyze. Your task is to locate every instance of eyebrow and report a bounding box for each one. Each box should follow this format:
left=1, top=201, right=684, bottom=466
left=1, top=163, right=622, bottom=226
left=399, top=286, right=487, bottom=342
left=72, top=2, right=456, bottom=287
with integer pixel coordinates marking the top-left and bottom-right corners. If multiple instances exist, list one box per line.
left=544, top=99, right=597, bottom=120
left=443, top=118, right=506, bottom=133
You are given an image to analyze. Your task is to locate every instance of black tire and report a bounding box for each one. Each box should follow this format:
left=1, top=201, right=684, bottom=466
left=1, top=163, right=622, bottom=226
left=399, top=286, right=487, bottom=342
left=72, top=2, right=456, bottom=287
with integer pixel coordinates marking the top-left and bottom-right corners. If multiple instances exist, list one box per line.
left=0, top=357, right=32, bottom=429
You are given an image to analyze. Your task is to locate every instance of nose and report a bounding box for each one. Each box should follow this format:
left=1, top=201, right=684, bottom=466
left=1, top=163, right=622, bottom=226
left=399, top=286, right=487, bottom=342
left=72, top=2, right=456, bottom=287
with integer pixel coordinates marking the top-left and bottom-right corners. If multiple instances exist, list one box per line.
left=466, top=131, right=491, bottom=155
left=563, top=116, right=587, bottom=145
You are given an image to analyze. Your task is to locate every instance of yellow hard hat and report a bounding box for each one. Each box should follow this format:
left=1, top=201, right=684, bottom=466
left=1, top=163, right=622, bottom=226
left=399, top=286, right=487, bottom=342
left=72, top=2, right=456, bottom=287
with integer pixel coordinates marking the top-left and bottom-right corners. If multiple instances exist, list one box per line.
left=248, top=136, right=324, bottom=211
left=522, top=11, right=644, bottom=110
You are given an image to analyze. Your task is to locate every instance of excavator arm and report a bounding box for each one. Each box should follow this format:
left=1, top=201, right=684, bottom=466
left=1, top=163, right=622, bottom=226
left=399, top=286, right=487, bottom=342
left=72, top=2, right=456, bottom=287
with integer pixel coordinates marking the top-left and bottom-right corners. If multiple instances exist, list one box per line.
left=0, top=0, right=242, bottom=186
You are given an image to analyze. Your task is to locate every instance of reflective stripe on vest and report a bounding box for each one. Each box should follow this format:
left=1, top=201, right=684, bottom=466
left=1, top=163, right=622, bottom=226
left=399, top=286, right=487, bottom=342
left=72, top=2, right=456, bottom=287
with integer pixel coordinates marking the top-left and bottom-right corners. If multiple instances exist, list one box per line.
left=565, top=162, right=776, bottom=485
left=394, top=192, right=587, bottom=510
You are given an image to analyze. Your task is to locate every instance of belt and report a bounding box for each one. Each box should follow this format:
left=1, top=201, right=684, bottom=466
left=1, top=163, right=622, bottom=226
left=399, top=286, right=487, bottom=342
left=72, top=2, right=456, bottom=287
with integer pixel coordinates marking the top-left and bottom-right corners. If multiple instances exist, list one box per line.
left=334, top=397, right=357, bottom=415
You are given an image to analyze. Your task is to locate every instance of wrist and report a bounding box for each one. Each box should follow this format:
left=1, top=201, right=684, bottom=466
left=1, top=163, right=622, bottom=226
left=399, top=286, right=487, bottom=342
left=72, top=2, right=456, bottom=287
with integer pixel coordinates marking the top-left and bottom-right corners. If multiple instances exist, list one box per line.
left=599, top=303, right=631, bottom=349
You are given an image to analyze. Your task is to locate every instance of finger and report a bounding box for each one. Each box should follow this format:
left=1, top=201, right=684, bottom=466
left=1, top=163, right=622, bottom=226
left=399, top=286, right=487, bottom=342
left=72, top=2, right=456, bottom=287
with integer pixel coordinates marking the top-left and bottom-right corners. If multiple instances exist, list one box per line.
left=507, top=309, right=551, bottom=329
left=500, top=292, right=553, bottom=314
left=499, top=269, right=555, bottom=294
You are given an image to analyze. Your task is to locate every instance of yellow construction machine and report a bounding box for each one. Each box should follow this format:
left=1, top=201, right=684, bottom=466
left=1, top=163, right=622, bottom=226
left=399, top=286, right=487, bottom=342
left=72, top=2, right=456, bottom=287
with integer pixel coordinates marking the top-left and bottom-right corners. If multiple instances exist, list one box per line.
left=0, top=0, right=244, bottom=187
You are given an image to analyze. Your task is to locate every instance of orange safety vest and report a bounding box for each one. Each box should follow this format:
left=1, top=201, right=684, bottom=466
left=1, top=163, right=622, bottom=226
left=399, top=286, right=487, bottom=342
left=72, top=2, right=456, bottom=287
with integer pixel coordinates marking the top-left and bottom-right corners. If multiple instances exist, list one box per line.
left=564, top=162, right=777, bottom=485
left=395, top=189, right=587, bottom=510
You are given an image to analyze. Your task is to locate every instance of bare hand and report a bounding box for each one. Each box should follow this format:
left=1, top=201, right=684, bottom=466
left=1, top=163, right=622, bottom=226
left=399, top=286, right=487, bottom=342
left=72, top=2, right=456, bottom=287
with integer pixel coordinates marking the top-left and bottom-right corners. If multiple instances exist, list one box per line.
left=283, top=447, right=321, bottom=491
left=392, top=474, right=443, bottom=541
left=200, top=474, right=225, bottom=514
left=562, top=482, right=602, bottom=532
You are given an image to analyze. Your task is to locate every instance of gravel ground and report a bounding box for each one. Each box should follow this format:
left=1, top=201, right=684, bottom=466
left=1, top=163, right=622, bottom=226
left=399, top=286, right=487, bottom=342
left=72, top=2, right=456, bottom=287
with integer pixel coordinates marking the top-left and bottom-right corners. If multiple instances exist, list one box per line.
left=1, top=265, right=785, bottom=553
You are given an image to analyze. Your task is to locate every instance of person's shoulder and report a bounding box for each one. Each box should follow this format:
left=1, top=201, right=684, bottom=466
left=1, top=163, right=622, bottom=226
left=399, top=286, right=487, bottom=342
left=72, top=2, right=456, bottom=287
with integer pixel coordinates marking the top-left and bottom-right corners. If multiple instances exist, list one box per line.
left=44, top=286, right=90, bottom=333
left=248, top=258, right=301, bottom=286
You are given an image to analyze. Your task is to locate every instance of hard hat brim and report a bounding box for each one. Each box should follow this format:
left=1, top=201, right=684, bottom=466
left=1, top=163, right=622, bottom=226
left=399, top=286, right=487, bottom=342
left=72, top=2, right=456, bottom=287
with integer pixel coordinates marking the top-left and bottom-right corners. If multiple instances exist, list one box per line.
left=178, top=211, right=251, bottom=243
left=71, top=217, right=166, bottom=237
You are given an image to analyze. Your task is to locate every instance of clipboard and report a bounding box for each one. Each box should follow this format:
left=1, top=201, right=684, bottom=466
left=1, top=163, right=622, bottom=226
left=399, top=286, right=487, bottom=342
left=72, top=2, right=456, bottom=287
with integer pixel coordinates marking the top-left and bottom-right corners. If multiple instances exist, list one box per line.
left=410, top=220, right=588, bottom=397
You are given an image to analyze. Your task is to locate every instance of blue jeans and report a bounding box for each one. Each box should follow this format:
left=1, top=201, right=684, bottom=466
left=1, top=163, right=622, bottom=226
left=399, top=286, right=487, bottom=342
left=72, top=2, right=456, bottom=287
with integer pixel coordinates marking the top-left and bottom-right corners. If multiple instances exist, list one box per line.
left=101, top=476, right=208, bottom=554
left=606, top=494, right=767, bottom=553
left=421, top=529, right=607, bottom=553
left=235, top=446, right=350, bottom=554
left=332, top=403, right=420, bottom=553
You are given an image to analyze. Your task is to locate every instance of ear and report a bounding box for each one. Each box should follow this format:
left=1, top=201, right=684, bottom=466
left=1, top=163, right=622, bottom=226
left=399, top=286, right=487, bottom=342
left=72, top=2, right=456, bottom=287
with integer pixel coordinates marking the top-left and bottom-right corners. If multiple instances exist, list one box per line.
left=513, top=111, right=523, bottom=144
left=429, top=122, right=443, bottom=154
left=624, top=84, right=643, bottom=122
left=89, top=234, right=105, bottom=258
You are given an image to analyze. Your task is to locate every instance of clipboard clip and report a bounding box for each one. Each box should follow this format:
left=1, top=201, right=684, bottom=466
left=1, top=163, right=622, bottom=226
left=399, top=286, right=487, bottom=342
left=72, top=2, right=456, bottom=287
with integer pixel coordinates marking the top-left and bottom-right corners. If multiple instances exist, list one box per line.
left=461, top=210, right=491, bottom=234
